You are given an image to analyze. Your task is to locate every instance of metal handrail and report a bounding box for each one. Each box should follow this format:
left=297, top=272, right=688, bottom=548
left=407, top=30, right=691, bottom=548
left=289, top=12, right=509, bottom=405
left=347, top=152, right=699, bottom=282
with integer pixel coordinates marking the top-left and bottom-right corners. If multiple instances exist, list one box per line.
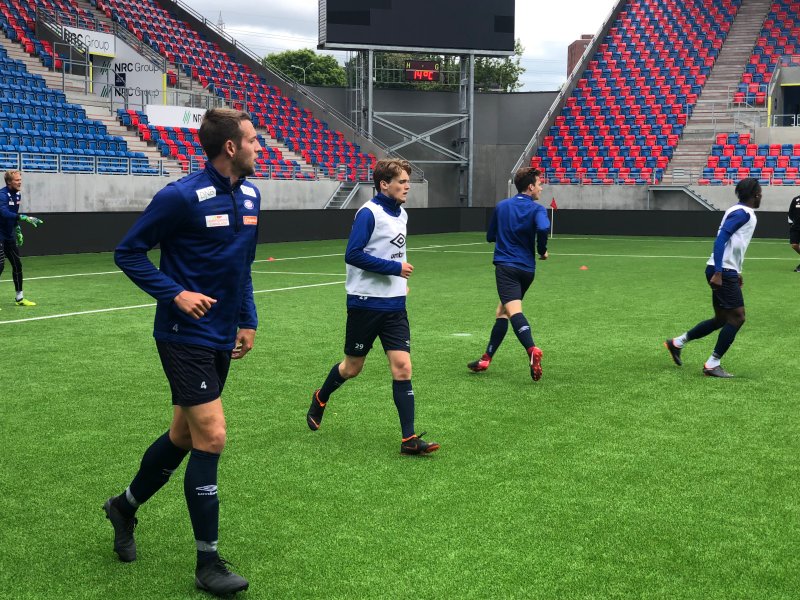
left=0, top=151, right=167, bottom=175
left=541, top=166, right=794, bottom=186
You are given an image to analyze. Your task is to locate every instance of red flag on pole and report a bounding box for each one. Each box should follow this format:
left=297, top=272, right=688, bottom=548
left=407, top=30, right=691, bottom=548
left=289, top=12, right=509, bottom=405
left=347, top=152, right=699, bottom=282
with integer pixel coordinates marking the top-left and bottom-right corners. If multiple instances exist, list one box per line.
left=550, top=198, right=558, bottom=210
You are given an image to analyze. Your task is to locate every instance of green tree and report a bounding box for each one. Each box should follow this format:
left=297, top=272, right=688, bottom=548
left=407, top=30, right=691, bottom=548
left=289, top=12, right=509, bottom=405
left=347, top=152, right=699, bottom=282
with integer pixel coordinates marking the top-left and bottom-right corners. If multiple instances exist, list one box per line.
left=473, top=39, right=525, bottom=92
left=262, top=49, right=346, bottom=87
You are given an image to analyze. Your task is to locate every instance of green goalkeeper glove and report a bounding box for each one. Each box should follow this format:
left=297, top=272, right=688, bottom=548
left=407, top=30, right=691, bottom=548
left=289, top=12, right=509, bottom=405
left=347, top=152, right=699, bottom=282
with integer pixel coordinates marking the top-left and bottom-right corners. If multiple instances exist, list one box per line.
left=15, top=225, right=23, bottom=247
left=19, top=214, right=43, bottom=227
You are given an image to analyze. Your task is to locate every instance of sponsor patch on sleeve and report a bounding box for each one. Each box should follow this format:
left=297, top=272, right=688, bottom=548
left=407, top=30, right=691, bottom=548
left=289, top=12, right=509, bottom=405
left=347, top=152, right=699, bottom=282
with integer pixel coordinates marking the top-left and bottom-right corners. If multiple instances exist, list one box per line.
left=241, top=185, right=257, bottom=198
left=243, top=215, right=258, bottom=226
left=196, top=186, right=217, bottom=202
left=205, top=214, right=230, bottom=228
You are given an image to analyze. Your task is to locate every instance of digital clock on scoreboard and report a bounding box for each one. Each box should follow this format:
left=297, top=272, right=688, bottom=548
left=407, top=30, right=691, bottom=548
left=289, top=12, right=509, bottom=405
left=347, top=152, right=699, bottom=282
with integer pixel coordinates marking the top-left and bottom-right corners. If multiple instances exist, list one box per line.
left=404, top=60, right=441, bottom=82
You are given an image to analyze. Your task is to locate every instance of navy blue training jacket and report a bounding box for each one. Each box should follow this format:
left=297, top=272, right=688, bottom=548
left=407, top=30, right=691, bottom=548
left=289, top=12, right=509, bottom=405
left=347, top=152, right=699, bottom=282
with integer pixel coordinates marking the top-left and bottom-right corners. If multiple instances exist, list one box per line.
left=115, top=162, right=260, bottom=350
left=0, top=185, right=21, bottom=241
left=487, top=194, right=550, bottom=273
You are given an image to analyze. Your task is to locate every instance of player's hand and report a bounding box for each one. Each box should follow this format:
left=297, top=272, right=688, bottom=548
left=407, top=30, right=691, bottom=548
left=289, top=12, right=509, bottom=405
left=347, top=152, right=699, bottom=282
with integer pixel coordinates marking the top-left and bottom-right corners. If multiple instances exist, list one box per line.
left=539, top=251, right=549, bottom=260
left=19, top=215, right=43, bottom=227
left=232, top=328, right=256, bottom=360
left=174, top=290, right=217, bottom=319
left=738, top=275, right=743, bottom=288
left=15, top=225, right=23, bottom=246
left=709, top=271, right=722, bottom=290
left=400, top=262, right=414, bottom=279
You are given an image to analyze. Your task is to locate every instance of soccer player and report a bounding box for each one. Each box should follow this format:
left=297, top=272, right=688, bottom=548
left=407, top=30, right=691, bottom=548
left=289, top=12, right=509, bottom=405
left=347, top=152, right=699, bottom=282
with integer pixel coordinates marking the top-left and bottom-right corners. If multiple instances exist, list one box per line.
left=467, top=167, right=550, bottom=380
left=665, top=177, right=761, bottom=378
left=105, top=108, right=261, bottom=596
left=788, top=193, right=800, bottom=271
left=306, top=158, right=440, bottom=455
left=0, top=170, right=44, bottom=307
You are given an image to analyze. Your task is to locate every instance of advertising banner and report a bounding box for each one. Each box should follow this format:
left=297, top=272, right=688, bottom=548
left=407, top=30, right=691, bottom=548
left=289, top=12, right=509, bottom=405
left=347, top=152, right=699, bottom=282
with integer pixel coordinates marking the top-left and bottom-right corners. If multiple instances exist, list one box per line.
left=63, top=26, right=165, bottom=109
left=63, top=26, right=115, bottom=57
left=145, top=105, right=207, bottom=130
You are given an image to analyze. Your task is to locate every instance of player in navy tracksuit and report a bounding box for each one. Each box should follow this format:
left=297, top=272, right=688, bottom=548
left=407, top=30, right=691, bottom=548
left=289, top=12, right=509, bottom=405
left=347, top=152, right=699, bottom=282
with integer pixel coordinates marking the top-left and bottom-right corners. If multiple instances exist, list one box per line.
left=467, top=167, right=550, bottom=380
left=306, top=158, right=439, bottom=455
left=104, top=109, right=261, bottom=597
left=0, top=170, right=44, bottom=307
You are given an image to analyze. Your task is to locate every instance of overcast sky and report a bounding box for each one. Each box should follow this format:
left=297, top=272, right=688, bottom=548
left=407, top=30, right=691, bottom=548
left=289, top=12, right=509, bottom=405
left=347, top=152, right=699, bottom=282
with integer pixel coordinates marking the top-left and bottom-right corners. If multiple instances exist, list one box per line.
left=180, top=0, right=618, bottom=91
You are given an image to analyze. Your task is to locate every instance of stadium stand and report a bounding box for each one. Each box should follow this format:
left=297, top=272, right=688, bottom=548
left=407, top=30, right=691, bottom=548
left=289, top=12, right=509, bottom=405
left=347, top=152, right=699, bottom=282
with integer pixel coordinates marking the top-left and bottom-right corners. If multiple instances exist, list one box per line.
left=532, top=0, right=743, bottom=185
left=735, top=0, right=800, bottom=106
left=116, top=108, right=318, bottom=179
left=95, top=0, right=376, bottom=180
left=698, top=133, right=800, bottom=185
left=0, top=0, right=104, bottom=70
left=0, top=0, right=375, bottom=180
left=0, top=43, right=157, bottom=174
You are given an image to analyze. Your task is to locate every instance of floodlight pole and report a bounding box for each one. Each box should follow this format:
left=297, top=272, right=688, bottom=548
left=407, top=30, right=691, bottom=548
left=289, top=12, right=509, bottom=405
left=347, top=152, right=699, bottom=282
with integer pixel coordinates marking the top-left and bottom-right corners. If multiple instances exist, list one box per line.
left=367, top=49, right=373, bottom=138
left=458, top=54, right=475, bottom=207
left=290, top=64, right=307, bottom=84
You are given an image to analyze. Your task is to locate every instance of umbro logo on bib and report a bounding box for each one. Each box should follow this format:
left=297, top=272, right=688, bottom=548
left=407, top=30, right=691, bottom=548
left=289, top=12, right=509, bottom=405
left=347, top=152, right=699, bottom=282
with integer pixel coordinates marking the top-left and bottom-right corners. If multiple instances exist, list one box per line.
left=390, top=234, right=405, bottom=248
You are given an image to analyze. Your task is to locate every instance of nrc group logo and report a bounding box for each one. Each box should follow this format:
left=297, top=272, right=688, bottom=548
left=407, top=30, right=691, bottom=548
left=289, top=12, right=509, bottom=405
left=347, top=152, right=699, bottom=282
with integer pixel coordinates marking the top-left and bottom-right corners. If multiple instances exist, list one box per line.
left=390, top=233, right=406, bottom=248
left=183, top=110, right=191, bottom=125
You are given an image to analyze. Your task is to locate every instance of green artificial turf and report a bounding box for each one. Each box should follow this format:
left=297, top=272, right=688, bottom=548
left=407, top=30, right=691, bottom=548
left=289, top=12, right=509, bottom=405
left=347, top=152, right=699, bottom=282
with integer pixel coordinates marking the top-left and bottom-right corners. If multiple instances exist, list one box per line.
left=0, top=232, right=797, bottom=599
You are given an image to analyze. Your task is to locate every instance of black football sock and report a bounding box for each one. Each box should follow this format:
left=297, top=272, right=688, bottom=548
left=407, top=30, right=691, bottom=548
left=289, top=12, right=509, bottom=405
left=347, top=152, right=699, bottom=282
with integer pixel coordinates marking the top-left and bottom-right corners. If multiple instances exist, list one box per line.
left=485, top=318, right=509, bottom=358
left=122, top=431, right=189, bottom=514
left=392, top=379, right=415, bottom=439
left=184, top=449, right=220, bottom=564
left=712, top=323, right=741, bottom=359
left=318, top=363, right=346, bottom=403
left=687, top=318, right=722, bottom=341
left=510, top=313, right=535, bottom=350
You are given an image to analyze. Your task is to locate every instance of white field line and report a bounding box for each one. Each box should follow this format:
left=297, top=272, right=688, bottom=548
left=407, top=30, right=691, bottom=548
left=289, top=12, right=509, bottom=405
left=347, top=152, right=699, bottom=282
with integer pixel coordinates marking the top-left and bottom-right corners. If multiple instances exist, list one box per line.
left=251, top=270, right=344, bottom=276
left=6, top=269, right=124, bottom=282
left=421, top=249, right=796, bottom=261
left=0, top=280, right=345, bottom=325
left=0, top=242, right=483, bottom=284
left=2, top=238, right=790, bottom=286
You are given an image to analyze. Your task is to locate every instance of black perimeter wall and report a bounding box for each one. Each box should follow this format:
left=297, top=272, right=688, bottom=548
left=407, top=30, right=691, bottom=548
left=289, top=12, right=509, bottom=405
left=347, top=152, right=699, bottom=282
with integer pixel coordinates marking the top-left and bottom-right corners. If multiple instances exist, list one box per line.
left=20, top=209, right=790, bottom=256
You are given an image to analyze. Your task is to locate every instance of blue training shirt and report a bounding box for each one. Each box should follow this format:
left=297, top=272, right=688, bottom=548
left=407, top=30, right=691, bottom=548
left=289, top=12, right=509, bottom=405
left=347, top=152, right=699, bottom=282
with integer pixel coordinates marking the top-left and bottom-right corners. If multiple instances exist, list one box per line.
left=487, top=193, right=550, bottom=272
left=0, top=185, right=21, bottom=241
left=115, top=162, right=260, bottom=350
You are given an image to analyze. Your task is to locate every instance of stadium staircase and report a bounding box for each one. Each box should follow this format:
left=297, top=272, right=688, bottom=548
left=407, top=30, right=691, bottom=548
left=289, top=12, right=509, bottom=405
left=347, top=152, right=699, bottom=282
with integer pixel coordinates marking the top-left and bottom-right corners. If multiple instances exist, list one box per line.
left=324, top=181, right=360, bottom=209
left=664, top=0, right=772, bottom=183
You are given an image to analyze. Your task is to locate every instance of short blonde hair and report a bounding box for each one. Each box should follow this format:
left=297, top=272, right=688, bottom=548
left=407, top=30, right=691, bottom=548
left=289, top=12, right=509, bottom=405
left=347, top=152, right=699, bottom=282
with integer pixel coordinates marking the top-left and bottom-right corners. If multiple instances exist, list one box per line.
left=4, top=170, right=21, bottom=184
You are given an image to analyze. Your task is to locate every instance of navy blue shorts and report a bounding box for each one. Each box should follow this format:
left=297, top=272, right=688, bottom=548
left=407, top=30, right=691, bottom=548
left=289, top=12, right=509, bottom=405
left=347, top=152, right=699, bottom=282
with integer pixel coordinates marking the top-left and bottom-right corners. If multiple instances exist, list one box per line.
left=156, top=341, right=231, bottom=406
left=495, top=264, right=535, bottom=305
left=789, top=225, right=800, bottom=245
left=344, top=309, right=411, bottom=356
left=705, top=265, right=744, bottom=310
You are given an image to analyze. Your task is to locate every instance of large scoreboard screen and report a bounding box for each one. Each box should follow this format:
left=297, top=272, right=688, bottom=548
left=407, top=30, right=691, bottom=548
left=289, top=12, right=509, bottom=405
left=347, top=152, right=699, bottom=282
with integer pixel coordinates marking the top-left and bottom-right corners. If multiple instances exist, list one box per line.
left=319, top=0, right=515, bottom=55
